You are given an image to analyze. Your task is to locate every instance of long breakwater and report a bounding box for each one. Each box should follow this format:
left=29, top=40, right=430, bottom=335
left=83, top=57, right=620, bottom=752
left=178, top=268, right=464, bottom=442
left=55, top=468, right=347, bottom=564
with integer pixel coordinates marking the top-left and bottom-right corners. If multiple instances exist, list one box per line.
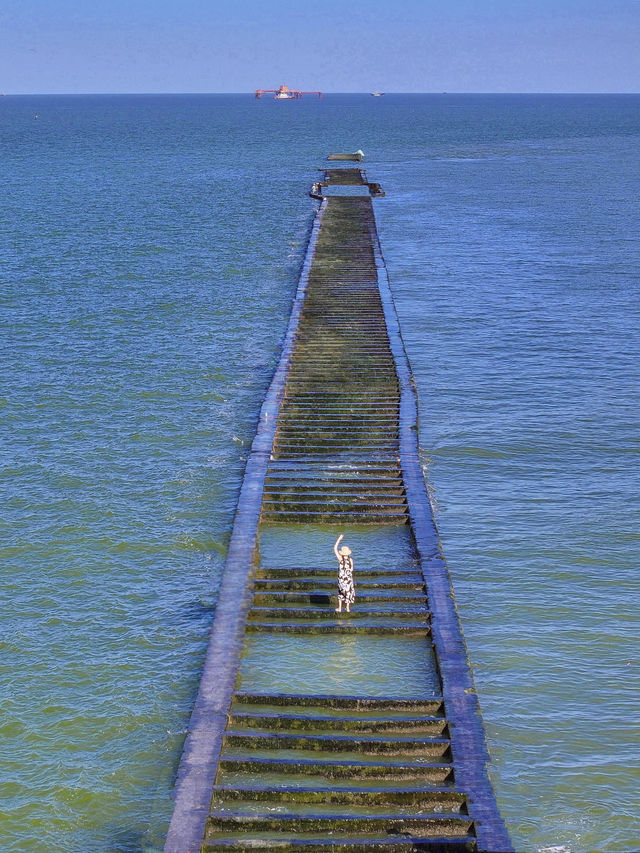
left=165, top=164, right=511, bottom=852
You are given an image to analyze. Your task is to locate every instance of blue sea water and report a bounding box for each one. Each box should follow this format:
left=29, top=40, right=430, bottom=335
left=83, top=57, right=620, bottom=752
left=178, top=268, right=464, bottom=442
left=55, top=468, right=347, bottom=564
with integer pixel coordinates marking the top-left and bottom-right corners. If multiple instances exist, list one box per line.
left=1, top=94, right=639, bottom=852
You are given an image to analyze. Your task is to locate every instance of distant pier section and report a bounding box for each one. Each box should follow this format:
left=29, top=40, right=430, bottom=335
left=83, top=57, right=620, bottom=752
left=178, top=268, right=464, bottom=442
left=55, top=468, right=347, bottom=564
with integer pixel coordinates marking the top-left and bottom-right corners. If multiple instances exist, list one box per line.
left=328, top=149, right=365, bottom=161
left=165, top=159, right=511, bottom=852
left=311, top=163, right=384, bottom=199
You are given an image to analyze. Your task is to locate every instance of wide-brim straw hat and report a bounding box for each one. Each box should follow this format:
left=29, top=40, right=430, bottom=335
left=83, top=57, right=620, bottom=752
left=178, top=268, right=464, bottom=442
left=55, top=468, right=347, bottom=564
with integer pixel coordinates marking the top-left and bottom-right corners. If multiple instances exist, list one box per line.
left=339, top=545, right=352, bottom=556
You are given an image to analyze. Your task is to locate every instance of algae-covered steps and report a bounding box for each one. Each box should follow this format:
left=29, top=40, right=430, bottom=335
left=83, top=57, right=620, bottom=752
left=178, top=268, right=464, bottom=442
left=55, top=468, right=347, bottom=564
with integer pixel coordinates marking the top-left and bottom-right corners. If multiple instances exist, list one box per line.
left=165, top=166, right=511, bottom=853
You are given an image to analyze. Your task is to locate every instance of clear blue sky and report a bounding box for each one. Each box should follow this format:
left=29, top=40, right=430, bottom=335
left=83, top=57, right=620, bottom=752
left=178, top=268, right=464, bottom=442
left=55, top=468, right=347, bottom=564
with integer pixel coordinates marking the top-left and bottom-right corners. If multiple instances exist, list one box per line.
left=1, top=0, right=639, bottom=94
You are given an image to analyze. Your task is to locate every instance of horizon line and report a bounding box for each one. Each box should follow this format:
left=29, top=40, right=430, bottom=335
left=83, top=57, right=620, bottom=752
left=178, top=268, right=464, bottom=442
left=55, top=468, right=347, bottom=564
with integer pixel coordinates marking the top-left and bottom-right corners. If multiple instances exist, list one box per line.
left=2, top=90, right=640, bottom=97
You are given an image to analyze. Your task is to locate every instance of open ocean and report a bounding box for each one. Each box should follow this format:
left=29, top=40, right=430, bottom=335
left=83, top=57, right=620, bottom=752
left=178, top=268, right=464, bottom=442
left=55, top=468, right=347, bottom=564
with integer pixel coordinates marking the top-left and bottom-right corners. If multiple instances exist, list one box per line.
left=1, top=94, right=639, bottom=852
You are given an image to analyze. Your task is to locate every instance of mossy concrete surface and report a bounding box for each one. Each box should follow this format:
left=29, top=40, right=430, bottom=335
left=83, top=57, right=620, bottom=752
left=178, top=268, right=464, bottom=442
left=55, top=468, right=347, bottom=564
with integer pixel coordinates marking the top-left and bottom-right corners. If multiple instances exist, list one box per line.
left=166, top=173, right=510, bottom=852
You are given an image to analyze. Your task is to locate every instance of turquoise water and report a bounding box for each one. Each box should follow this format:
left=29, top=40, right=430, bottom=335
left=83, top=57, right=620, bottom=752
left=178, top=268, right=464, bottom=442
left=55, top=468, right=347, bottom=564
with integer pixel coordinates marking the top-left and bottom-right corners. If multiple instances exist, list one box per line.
left=1, top=94, right=639, bottom=852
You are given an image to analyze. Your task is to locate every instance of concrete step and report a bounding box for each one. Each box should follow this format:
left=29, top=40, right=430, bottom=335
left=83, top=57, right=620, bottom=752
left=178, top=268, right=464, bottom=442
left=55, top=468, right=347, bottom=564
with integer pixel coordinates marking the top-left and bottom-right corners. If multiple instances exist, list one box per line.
left=272, top=435, right=400, bottom=446
left=263, top=469, right=403, bottom=479
left=264, top=486, right=407, bottom=509
left=294, top=319, right=387, bottom=325
left=297, top=324, right=386, bottom=331
left=291, top=354, right=393, bottom=362
left=282, top=390, right=398, bottom=398
left=245, top=622, right=430, bottom=635
left=262, top=475, right=404, bottom=486
left=278, top=405, right=399, bottom=413
left=262, top=499, right=408, bottom=512
left=266, top=468, right=405, bottom=477
left=222, top=731, right=450, bottom=756
left=261, top=500, right=408, bottom=513
left=261, top=499, right=408, bottom=510
left=265, top=461, right=402, bottom=470
left=261, top=511, right=408, bottom=525
left=266, top=456, right=404, bottom=464
left=285, top=365, right=393, bottom=372
left=262, top=486, right=406, bottom=497
left=279, top=408, right=399, bottom=416
left=263, top=476, right=404, bottom=486
left=202, top=834, right=476, bottom=851
left=275, top=422, right=399, bottom=430
left=285, top=376, right=396, bottom=385
left=252, top=579, right=423, bottom=591
left=274, top=423, right=399, bottom=431
left=205, top=812, right=473, bottom=837
left=251, top=593, right=425, bottom=606
left=274, top=419, right=398, bottom=426
left=208, top=794, right=464, bottom=816
left=231, top=695, right=444, bottom=713
left=247, top=606, right=428, bottom=619
left=282, top=384, right=398, bottom=392
left=279, top=395, right=399, bottom=401
left=228, top=712, right=447, bottom=736
left=254, top=569, right=424, bottom=594
left=275, top=416, right=396, bottom=423
left=268, top=446, right=400, bottom=455
left=208, top=789, right=463, bottom=814
left=211, top=785, right=463, bottom=807
left=299, top=315, right=385, bottom=320
left=285, top=357, right=392, bottom=364
left=277, top=405, right=398, bottom=412
left=280, top=390, right=397, bottom=397
left=270, top=446, right=400, bottom=455
left=262, top=486, right=406, bottom=496
left=262, top=480, right=405, bottom=489
left=284, top=371, right=396, bottom=379
left=285, top=373, right=396, bottom=381
left=263, top=477, right=404, bottom=486
left=217, top=755, right=452, bottom=783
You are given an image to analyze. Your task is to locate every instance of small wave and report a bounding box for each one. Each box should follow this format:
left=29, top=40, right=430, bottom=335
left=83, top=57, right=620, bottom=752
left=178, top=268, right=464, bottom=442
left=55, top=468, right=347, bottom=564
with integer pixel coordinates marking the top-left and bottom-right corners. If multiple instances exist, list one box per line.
left=175, top=535, right=228, bottom=556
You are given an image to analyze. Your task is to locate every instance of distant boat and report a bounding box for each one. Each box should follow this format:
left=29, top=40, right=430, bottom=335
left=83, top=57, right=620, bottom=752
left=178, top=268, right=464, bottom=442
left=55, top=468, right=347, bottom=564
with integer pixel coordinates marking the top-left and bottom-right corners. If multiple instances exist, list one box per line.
left=255, top=85, right=322, bottom=100
left=370, top=92, right=385, bottom=97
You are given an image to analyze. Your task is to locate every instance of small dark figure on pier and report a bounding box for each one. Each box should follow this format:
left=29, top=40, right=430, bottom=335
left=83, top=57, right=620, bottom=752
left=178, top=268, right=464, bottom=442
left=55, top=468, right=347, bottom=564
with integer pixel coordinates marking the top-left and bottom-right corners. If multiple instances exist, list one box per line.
left=334, top=534, right=355, bottom=613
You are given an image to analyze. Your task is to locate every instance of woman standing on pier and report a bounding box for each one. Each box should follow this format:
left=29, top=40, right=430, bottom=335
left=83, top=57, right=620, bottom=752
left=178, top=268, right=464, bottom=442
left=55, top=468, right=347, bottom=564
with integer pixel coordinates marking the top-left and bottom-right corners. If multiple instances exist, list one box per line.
left=334, top=534, right=355, bottom=613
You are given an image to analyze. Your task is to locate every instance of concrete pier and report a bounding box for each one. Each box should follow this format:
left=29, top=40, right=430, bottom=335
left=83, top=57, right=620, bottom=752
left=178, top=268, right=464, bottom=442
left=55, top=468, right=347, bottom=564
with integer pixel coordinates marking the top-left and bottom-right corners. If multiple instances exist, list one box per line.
left=165, top=165, right=511, bottom=852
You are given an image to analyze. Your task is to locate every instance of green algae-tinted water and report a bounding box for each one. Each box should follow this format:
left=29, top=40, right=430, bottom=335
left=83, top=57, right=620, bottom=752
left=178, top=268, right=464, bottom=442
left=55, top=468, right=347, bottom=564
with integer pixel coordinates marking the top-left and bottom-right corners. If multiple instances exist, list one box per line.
left=1, top=94, right=639, bottom=852
left=238, top=635, right=439, bottom=697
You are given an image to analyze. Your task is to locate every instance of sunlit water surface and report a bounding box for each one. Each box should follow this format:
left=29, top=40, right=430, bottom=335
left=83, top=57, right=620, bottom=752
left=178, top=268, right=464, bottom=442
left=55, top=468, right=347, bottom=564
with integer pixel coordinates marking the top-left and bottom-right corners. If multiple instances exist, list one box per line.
left=1, top=94, right=639, bottom=852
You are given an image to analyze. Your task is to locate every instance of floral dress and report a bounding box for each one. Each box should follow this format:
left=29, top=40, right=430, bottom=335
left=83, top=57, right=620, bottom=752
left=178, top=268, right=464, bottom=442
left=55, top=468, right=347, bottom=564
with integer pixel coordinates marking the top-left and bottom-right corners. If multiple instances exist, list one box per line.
left=337, top=554, right=355, bottom=605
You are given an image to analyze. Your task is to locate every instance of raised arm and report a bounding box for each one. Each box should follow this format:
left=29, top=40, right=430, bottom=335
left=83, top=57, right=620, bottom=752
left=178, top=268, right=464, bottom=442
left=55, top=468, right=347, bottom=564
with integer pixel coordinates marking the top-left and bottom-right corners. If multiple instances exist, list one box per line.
left=333, top=533, right=344, bottom=560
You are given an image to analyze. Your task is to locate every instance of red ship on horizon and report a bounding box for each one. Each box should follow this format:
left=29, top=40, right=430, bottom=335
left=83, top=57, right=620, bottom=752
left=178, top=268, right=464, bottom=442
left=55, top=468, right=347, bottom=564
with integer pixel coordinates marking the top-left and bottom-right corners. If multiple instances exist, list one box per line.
left=254, top=84, right=322, bottom=100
